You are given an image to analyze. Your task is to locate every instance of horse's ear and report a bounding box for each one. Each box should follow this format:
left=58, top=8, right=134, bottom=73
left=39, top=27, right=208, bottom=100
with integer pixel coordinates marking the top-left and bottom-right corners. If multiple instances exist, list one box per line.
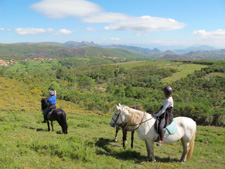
left=118, top=103, right=122, bottom=107
left=116, top=105, right=121, bottom=110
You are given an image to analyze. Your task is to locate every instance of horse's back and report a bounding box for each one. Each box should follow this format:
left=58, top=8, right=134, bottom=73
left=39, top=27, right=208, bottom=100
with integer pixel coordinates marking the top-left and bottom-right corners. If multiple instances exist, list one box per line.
left=174, top=117, right=196, bottom=140
left=174, top=117, right=196, bottom=128
left=50, top=108, right=66, bottom=121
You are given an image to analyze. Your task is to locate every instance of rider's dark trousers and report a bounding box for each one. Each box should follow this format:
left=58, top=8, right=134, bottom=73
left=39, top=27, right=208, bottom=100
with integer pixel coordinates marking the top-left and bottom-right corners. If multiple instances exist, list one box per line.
left=43, top=104, right=56, bottom=118
left=158, top=117, right=166, bottom=140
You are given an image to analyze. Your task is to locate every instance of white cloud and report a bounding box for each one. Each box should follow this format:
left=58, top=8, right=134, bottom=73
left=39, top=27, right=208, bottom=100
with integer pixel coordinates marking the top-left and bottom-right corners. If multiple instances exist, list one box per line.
left=59, top=28, right=72, bottom=35
left=14, top=28, right=72, bottom=35
left=109, top=37, right=120, bottom=41
left=193, top=29, right=225, bottom=47
left=103, top=37, right=120, bottom=41
left=193, top=29, right=225, bottom=39
left=0, top=28, right=5, bottom=31
left=86, top=27, right=96, bottom=32
left=15, top=28, right=48, bottom=35
left=82, top=12, right=129, bottom=23
left=105, top=16, right=186, bottom=31
left=149, top=40, right=181, bottom=45
left=31, top=0, right=186, bottom=32
left=31, top=0, right=101, bottom=18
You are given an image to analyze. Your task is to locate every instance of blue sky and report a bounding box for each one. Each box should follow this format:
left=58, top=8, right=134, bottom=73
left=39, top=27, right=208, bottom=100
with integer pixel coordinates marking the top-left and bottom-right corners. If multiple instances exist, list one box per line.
left=0, top=0, right=225, bottom=49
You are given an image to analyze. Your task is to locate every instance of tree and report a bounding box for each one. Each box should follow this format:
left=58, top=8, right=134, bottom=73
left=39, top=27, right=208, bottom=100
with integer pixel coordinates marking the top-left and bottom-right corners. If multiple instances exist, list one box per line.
left=107, top=83, right=115, bottom=94
left=48, top=81, right=60, bottom=91
left=56, top=67, right=66, bottom=79
left=77, top=74, right=95, bottom=90
left=125, top=84, right=136, bottom=97
left=114, top=87, right=125, bottom=98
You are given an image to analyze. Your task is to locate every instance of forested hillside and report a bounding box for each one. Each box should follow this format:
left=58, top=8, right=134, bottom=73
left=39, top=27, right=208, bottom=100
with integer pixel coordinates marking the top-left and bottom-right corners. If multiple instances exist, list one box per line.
left=1, top=43, right=225, bottom=60
left=0, top=57, right=225, bottom=168
left=0, top=44, right=151, bottom=60
left=1, top=59, right=224, bottom=126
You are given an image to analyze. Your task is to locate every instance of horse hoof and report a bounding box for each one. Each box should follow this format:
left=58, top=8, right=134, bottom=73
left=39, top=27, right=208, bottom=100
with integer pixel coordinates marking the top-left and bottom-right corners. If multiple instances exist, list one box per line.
left=145, top=157, right=151, bottom=162
left=145, top=157, right=156, bottom=162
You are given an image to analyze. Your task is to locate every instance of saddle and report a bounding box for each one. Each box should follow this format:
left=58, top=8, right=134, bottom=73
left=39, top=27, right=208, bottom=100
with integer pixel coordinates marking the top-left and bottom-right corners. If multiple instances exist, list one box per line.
left=47, top=108, right=55, bottom=120
left=154, top=118, right=177, bottom=135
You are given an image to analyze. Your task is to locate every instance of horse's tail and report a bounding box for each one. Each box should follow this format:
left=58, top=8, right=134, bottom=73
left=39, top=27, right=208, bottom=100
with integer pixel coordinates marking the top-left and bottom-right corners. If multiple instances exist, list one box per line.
left=187, top=129, right=196, bottom=160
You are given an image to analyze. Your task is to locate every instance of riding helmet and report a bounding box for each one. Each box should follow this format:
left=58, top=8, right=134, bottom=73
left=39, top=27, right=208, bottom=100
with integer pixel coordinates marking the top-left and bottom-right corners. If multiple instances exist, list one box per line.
left=162, top=86, right=172, bottom=96
left=49, top=90, right=55, bottom=96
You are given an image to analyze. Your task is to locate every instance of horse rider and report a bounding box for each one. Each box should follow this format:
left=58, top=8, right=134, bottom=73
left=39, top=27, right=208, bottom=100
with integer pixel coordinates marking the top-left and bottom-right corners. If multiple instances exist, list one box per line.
left=153, top=86, right=174, bottom=146
left=42, top=90, right=57, bottom=123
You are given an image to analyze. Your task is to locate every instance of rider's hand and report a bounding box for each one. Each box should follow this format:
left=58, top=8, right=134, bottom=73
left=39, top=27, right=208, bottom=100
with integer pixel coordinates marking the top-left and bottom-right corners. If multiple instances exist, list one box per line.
left=153, top=114, right=157, bottom=117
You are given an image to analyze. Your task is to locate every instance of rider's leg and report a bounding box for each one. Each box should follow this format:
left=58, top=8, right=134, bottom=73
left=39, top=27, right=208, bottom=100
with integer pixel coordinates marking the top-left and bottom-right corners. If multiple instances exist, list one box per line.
left=42, top=108, right=49, bottom=123
left=158, top=118, right=165, bottom=146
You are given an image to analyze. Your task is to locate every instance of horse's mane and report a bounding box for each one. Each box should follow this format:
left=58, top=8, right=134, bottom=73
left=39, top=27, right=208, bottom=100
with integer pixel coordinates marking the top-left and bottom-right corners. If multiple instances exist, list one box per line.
left=123, top=106, right=145, bottom=124
left=41, top=98, right=48, bottom=111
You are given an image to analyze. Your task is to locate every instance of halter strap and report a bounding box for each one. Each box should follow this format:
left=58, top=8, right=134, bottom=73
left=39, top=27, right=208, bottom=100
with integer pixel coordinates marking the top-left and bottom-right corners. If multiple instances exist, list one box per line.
left=111, top=111, right=125, bottom=127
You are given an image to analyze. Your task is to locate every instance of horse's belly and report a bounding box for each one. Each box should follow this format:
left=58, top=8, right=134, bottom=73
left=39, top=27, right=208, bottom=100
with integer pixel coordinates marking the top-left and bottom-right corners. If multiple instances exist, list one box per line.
left=163, top=128, right=183, bottom=143
left=164, top=135, right=182, bottom=144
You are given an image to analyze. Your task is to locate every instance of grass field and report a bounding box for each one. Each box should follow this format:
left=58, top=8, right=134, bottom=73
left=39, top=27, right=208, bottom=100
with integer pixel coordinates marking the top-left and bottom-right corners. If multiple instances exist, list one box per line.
left=113, top=60, right=209, bottom=84
left=160, top=64, right=208, bottom=83
left=0, top=77, right=225, bottom=169
left=0, top=109, right=225, bottom=169
left=1, top=61, right=224, bottom=169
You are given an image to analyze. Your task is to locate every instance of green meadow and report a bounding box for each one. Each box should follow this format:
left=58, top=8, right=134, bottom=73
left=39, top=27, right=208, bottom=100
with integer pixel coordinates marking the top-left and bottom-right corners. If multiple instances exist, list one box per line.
left=0, top=72, right=225, bottom=169
left=0, top=109, right=224, bottom=169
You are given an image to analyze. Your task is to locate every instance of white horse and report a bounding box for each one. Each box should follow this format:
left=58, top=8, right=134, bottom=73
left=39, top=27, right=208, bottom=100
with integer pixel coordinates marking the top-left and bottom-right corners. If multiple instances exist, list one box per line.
left=110, top=104, right=196, bottom=162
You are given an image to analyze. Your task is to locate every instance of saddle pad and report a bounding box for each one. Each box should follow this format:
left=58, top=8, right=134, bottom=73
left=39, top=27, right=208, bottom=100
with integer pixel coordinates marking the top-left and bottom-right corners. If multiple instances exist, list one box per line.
left=165, top=120, right=177, bottom=135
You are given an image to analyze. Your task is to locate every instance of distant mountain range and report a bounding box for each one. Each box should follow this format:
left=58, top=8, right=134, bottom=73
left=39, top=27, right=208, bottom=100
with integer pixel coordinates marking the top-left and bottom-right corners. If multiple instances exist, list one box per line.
left=172, top=45, right=216, bottom=55
left=0, top=41, right=224, bottom=60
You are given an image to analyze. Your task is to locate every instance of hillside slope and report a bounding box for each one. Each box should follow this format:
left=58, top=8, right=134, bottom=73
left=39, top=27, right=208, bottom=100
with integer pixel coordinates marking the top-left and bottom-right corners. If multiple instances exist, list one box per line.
left=0, top=44, right=151, bottom=60
left=0, top=77, right=225, bottom=168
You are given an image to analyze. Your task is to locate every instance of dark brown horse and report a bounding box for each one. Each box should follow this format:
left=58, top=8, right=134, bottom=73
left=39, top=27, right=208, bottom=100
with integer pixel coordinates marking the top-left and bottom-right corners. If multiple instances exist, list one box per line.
left=114, top=105, right=142, bottom=148
left=41, top=98, right=68, bottom=134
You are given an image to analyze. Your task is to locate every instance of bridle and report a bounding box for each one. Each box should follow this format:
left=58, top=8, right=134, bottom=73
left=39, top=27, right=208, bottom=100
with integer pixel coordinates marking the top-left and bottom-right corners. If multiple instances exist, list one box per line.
left=111, top=111, right=125, bottom=127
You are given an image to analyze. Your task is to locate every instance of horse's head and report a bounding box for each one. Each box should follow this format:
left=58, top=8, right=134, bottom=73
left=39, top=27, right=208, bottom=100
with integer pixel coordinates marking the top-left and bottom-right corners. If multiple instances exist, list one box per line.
left=41, top=98, right=48, bottom=112
left=110, top=104, right=129, bottom=128
left=62, top=122, right=68, bottom=134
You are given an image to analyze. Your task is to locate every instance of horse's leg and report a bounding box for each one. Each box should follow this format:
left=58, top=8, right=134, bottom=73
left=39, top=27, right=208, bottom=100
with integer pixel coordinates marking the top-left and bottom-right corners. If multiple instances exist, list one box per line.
left=145, top=140, right=151, bottom=161
left=180, top=138, right=188, bottom=162
left=51, top=121, right=54, bottom=131
left=145, top=140, right=156, bottom=162
left=47, top=120, right=50, bottom=131
left=115, top=127, right=119, bottom=142
left=131, top=130, right=134, bottom=148
left=122, top=129, right=127, bottom=148
left=148, top=140, right=156, bottom=162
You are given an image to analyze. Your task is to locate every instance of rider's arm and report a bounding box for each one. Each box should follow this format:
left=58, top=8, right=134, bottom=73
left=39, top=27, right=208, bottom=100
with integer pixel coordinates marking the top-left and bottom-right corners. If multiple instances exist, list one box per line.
left=156, top=99, right=170, bottom=117
left=54, top=90, right=56, bottom=95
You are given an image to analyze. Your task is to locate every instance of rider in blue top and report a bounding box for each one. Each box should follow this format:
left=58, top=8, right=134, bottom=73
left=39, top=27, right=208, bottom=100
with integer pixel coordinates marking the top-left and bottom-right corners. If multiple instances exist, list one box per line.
left=42, top=90, right=57, bottom=123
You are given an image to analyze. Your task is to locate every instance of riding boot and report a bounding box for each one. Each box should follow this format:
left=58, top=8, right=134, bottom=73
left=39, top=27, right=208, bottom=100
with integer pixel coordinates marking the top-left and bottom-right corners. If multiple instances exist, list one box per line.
left=42, top=115, right=46, bottom=123
left=157, top=129, right=165, bottom=146
left=161, top=129, right=165, bottom=143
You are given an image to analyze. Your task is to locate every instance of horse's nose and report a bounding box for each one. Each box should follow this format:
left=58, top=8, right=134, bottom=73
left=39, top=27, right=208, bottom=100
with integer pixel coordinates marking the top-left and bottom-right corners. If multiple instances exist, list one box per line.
left=110, top=121, right=115, bottom=127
